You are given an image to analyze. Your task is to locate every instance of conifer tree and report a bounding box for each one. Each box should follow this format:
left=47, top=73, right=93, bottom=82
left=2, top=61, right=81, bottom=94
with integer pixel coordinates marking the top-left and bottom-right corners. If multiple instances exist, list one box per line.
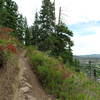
left=3, top=0, right=18, bottom=31
left=32, top=12, right=40, bottom=46
left=0, top=0, right=3, bottom=8
left=58, top=22, right=73, bottom=63
left=39, top=0, right=56, bottom=51
left=0, top=0, right=19, bottom=36
left=51, top=22, right=74, bottom=64
left=24, top=18, right=30, bottom=46
left=0, top=0, right=31, bottom=45
left=25, top=27, right=30, bottom=46
left=0, top=0, right=7, bottom=26
left=16, top=14, right=25, bottom=43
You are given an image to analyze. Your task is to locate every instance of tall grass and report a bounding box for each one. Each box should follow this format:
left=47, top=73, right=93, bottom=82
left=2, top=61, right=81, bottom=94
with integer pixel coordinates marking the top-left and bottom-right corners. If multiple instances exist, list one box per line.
left=27, top=46, right=100, bottom=100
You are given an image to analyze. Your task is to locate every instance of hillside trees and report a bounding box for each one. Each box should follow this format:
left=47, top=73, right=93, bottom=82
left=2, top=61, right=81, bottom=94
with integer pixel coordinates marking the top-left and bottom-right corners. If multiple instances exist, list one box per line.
left=0, top=0, right=5, bottom=26
left=32, top=12, right=40, bottom=46
left=0, top=0, right=6, bottom=26
left=55, top=22, right=74, bottom=63
left=17, top=16, right=30, bottom=45
left=16, top=14, right=25, bottom=42
left=0, top=0, right=30, bottom=45
left=32, top=0, right=74, bottom=64
left=24, top=18, right=30, bottom=46
left=0, top=0, right=18, bottom=32
left=38, top=0, right=56, bottom=51
left=0, top=0, right=74, bottom=64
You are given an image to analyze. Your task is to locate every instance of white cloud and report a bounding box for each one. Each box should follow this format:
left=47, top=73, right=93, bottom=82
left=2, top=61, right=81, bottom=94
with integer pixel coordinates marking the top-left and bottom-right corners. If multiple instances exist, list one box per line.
left=14, top=0, right=42, bottom=25
left=13, top=0, right=100, bottom=55
left=14, top=0, right=100, bottom=25
left=59, top=0, right=100, bottom=24
left=73, top=27, right=100, bottom=55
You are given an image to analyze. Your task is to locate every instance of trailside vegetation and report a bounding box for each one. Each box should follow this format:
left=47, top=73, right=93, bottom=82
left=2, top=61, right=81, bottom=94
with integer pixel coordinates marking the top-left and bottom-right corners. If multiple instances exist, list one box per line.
left=27, top=46, right=100, bottom=100
left=0, top=0, right=30, bottom=45
left=31, top=0, right=74, bottom=65
left=0, top=0, right=74, bottom=65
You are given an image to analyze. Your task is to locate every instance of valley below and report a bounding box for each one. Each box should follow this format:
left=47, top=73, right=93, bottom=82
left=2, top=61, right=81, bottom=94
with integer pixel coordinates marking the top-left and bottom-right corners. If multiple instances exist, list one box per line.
left=75, top=54, right=100, bottom=81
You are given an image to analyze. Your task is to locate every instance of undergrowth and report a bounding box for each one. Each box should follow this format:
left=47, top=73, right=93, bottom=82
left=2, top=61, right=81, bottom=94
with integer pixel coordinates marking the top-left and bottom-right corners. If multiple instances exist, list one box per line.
left=27, top=46, right=100, bottom=100
left=0, top=34, right=20, bottom=69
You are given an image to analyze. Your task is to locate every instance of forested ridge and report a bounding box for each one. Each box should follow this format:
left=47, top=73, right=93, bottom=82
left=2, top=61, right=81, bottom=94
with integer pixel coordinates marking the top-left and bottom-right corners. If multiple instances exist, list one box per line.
left=0, top=0, right=100, bottom=100
left=0, top=0, right=75, bottom=64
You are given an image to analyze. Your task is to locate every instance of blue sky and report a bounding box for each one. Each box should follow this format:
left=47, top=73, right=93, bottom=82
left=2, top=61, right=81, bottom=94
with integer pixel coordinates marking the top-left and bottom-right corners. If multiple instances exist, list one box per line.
left=14, top=0, right=100, bottom=55
left=68, top=21, right=100, bottom=36
left=68, top=21, right=100, bottom=55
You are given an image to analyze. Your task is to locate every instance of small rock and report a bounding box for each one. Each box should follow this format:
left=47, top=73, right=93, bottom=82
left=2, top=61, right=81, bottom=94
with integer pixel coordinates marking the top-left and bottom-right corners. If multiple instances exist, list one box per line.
left=25, top=95, right=37, bottom=100
left=24, top=82, right=32, bottom=88
left=20, top=86, right=30, bottom=93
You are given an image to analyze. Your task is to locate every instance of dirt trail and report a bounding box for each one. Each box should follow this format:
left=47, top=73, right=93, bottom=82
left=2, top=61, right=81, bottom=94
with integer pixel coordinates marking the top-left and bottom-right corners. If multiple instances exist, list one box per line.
left=13, top=51, right=52, bottom=100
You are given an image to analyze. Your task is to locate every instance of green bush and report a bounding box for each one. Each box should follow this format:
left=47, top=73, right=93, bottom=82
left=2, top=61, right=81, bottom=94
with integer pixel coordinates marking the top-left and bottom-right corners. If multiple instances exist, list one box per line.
left=37, top=65, right=63, bottom=93
left=0, top=38, right=19, bottom=69
left=27, top=46, right=100, bottom=100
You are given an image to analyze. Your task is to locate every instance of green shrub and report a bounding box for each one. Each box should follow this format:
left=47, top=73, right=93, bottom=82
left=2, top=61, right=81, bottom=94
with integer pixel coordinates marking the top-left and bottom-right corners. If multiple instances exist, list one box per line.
left=27, top=46, right=100, bottom=100
left=37, top=65, right=63, bottom=91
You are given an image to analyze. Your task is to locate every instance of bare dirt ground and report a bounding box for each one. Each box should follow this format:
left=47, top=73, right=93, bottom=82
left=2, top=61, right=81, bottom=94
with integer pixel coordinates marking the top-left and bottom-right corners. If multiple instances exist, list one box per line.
left=0, top=56, right=19, bottom=100
left=13, top=51, right=52, bottom=100
left=0, top=51, right=52, bottom=100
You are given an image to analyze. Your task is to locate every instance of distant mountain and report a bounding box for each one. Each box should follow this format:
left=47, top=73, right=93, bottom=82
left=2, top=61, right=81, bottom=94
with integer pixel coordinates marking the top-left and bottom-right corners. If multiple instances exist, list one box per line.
left=74, top=54, right=100, bottom=65
left=75, top=54, right=100, bottom=58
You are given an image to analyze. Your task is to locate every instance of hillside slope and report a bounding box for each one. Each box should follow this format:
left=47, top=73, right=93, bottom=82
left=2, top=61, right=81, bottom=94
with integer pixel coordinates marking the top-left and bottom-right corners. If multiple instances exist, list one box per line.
left=0, top=34, right=100, bottom=100
left=14, top=51, right=52, bottom=100
left=0, top=56, right=19, bottom=100
left=0, top=50, right=52, bottom=100
left=26, top=46, right=100, bottom=100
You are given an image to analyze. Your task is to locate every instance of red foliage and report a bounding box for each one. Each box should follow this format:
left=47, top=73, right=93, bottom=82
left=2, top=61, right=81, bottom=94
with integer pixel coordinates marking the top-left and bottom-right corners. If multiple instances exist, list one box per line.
left=0, top=44, right=17, bottom=54
left=0, top=27, right=17, bottom=54
left=7, top=44, right=17, bottom=54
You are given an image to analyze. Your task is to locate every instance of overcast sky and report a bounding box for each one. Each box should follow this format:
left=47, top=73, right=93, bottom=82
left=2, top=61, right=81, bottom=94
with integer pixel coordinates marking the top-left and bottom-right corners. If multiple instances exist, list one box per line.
left=14, top=0, right=100, bottom=55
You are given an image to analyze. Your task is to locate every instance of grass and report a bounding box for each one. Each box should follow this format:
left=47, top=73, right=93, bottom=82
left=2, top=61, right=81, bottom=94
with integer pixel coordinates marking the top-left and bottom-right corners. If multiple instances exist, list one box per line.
left=27, top=46, right=100, bottom=100
left=0, top=34, right=100, bottom=100
left=0, top=34, right=20, bottom=99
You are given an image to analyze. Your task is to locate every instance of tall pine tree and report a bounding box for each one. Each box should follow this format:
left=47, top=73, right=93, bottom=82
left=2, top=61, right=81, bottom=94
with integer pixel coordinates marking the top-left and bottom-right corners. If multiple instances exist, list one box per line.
left=0, top=0, right=28, bottom=43
left=2, top=0, right=18, bottom=31
left=16, top=14, right=25, bottom=43
left=0, top=0, right=5, bottom=26
left=39, top=0, right=56, bottom=51
left=24, top=18, right=30, bottom=46
left=32, top=12, right=40, bottom=46
left=55, top=22, right=74, bottom=64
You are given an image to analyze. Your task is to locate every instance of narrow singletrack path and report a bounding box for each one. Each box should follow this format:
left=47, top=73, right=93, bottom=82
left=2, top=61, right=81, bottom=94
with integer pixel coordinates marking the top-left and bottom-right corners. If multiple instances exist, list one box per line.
left=14, top=51, right=51, bottom=100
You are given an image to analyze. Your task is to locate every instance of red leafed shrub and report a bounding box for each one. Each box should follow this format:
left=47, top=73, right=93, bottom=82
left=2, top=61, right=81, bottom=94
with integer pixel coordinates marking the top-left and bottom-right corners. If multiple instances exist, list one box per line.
left=7, top=44, right=17, bottom=54
left=0, top=44, right=17, bottom=69
left=0, top=44, right=17, bottom=54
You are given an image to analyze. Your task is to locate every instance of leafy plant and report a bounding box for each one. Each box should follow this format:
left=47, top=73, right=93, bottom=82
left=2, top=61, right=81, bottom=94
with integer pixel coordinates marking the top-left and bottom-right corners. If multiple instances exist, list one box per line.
left=27, top=46, right=100, bottom=100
